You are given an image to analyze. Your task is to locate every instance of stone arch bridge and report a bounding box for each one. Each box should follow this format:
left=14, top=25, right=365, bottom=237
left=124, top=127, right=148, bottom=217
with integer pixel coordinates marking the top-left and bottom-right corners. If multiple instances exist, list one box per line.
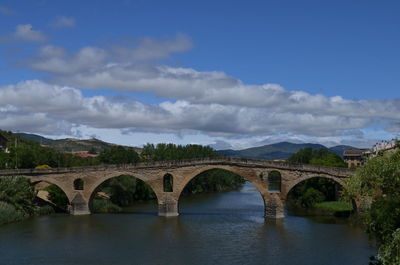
left=0, top=157, right=354, bottom=218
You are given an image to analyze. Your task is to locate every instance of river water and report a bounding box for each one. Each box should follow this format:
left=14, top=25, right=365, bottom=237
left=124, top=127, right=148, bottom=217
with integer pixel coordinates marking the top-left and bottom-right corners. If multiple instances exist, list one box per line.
left=0, top=182, right=375, bottom=265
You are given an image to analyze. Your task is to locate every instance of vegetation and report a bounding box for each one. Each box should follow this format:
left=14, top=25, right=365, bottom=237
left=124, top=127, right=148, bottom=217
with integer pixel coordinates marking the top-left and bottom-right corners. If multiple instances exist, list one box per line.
left=287, top=147, right=347, bottom=167
left=0, top=130, right=99, bottom=169
left=92, top=199, right=121, bottom=213
left=141, top=143, right=220, bottom=161
left=44, top=185, right=69, bottom=209
left=97, top=175, right=156, bottom=207
left=182, top=169, right=245, bottom=195
left=286, top=148, right=350, bottom=214
left=90, top=144, right=244, bottom=212
left=0, top=131, right=245, bottom=216
left=0, top=176, right=54, bottom=225
left=98, top=146, right=140, bottom=164
left=343, top=149, right=400, bottom=265
left=314, top=201, right=353, bottom=212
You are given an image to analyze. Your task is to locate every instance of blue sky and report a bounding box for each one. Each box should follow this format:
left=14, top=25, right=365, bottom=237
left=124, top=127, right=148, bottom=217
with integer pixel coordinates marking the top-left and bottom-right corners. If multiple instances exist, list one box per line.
left=0, top=0, right=399, bottom=149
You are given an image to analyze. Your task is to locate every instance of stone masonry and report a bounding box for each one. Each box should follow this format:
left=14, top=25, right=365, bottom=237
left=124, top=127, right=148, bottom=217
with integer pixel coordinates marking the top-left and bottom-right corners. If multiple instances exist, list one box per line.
left=0, top=157, right=354, bottom=218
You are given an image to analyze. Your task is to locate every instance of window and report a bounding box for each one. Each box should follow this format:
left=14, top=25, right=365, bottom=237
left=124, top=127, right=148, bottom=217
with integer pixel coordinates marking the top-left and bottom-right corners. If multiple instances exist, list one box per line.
left=268, top=171, right=281, bottom=192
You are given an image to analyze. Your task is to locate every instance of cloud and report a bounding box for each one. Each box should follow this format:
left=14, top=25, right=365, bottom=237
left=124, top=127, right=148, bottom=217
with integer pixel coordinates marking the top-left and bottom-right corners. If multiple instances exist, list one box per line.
left=111, top=33, right=192, bottom=61
left=50, top=16, right=76, bottom=28
left=25, top=41, right=400, bottom=125
left=12, top=24, right=47, bottom=42
left=0, top=6, right=14, bottom=15
left=0, top=80, right=383, bottom=139
left=27, top=34, right=192, bottom=73
left=30, top=45, right=106, bottom=74
left=5, top=36, right=400, bottom=145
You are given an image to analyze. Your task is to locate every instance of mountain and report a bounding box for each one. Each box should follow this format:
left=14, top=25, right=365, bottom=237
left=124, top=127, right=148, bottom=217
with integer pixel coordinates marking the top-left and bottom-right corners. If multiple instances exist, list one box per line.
left=328, top=145, right=363, bottom=157
left=15, top=133, right=141, bottom=153
left=218, top=142, right=361, bottom=160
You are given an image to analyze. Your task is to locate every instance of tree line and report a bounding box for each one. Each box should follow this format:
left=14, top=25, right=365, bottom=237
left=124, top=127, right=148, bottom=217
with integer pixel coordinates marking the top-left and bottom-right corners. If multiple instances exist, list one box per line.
left=0, top=132, right=245, bottom=214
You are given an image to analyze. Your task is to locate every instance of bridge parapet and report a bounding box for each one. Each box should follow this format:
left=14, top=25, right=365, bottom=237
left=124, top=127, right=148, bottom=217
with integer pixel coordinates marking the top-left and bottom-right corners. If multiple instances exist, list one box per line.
left=0, top=157, right=355, bottom=177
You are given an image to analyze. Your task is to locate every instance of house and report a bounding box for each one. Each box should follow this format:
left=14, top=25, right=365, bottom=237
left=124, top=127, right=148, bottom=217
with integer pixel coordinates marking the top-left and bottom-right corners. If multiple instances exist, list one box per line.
left=0, top=133, right=8, bottom=153
left=343, top=149, right=368, bottom=168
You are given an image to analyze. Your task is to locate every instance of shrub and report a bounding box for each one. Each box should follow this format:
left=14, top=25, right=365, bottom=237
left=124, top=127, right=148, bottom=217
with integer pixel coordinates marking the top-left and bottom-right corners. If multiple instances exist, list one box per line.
left=92, top=199, right=121, bottom=213
left=0, top=176, right=36, bottom=214
left=0, top=202, right=27, bottom=225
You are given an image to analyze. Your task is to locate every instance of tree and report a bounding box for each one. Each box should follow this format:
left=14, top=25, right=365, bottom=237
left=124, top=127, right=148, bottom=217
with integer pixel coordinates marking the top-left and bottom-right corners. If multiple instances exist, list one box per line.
left=288, top=147, right=347, bottom=168
left=0, top=176, right=36, bottom=214
left=343, top=150, right=400, bottom=264
left=98, top=146, right=140, bottom=164
left=287, top=148, right=346, bottom=209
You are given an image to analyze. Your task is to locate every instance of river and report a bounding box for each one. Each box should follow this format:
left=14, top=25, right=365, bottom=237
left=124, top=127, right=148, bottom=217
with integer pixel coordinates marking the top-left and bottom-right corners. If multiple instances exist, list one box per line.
left=0, top=182, right=375, bottom=265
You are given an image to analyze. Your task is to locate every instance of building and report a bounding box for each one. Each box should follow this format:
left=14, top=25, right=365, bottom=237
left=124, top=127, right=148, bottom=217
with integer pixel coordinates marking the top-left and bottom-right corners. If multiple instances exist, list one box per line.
left=370, top=139, right=398, bottom=157
left=0, top=133, right=8, bottom=153
left=343, top=149, right=368, bottom=168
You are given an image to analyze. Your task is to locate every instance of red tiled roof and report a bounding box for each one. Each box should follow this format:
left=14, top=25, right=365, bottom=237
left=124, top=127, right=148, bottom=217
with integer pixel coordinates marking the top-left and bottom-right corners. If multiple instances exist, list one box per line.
left=75, top=153, right=98, bottom=158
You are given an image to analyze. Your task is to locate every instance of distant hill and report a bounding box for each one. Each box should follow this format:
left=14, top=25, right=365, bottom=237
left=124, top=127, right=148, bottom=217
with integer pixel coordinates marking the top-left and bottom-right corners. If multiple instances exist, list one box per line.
left=218, top=142, right=361, bottom=160
left=15, top=133, right=142, bottom=154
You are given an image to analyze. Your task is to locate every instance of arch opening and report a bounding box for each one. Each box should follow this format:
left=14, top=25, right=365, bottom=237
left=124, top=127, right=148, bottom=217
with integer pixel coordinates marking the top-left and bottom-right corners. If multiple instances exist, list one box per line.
left=163, top=174, right=173, bottom=192
left=73, top=178, right=84, bottom=190
left=268, top=171, right=282, bottom=192
left=178, top=168, right=264, bottom=216
left=285, top=176, right=352, bottom=217
left=89, top=175, right=158, bottom=214
left=32, top=180, right=70, bottom=212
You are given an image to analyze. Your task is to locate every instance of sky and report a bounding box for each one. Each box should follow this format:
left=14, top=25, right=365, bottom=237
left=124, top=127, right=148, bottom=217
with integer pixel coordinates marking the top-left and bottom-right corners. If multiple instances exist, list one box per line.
left=0, top=0, right=399, bottom=150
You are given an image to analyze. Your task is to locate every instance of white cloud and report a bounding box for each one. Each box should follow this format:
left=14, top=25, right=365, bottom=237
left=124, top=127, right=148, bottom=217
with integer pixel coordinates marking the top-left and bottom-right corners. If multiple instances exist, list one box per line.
left=25, top=42, right=400, bottom=124
left=0, top=80, right=388, bottom=139
left=50, top=16, right=76, bottom=28
left=4, top=36, right=399, bottom=147
left=13, top=24, right=47, bottom=42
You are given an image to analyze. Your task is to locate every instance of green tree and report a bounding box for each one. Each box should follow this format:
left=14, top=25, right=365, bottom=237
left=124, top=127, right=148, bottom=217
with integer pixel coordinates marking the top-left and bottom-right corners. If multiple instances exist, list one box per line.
left=98, top=175, right=156, bottom=206
left=45, top=185, right=69, bottom=208
left=0, top=176, right=36, bottom=214
left=343, top=150, right=400, bottom=264
left=288, top=147, right=347, bottom=168
left=98, top=146, right=139, bottom=164
left=287, top=148, right=346, bottom=209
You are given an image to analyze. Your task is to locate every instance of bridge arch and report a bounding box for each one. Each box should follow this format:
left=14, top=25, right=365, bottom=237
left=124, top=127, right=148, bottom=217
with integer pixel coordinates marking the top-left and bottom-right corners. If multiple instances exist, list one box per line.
left=30, top=178, right=73, bottom=203
left=283, top=174, right=346, bottom=199
left=84, top=171, right=162, bottom=214
left=282, top=174, right=349, bottom=213
left=175, top=166, right=266, bottom=215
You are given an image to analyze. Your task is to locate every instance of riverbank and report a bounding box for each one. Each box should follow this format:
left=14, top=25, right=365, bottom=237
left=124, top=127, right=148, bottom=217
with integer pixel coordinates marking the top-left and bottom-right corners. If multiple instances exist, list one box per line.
left=287, top=201, right=353, bottom=217
left=0, top=201, right=54, bottom=226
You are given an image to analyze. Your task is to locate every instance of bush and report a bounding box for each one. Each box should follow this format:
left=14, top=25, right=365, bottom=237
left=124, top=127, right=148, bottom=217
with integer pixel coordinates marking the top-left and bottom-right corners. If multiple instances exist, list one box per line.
left=92, top=199, right=121, bottom=213
left=0, top=176, right=36, bottom=214
left=0, top=202, right=27, bottom=225
left=34, top=205, right=55, bottom=215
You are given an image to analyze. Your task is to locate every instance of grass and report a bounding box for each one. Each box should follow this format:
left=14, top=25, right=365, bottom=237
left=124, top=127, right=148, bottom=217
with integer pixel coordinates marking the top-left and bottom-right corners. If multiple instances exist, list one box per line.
left=314, top=201, right=353, bottom=212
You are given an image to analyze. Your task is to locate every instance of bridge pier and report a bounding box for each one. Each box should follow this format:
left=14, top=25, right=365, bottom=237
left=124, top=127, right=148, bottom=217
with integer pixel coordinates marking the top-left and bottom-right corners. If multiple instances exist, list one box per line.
left=158, top=200, right=179, bottom=217
left=69, top=193, right=90, bottom=215
left=264, top=193, right=284, bottom=219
